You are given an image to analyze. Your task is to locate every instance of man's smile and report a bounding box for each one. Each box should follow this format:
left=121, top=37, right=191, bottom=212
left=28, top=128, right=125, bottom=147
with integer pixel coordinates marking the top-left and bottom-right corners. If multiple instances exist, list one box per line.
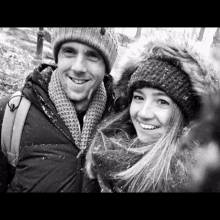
left=69, top=76, right=89, bottom=85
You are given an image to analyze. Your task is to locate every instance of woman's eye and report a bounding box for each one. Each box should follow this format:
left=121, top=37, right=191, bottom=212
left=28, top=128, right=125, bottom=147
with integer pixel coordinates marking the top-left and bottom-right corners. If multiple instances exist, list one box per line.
left=157, top=99, right=169, bottom=105
left=133, top=95, right=143, bottom=101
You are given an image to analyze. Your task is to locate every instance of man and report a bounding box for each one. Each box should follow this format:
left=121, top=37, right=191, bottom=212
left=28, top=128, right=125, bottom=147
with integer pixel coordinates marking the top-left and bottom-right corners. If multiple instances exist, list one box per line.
left=0, top=27, right=118, bottom=192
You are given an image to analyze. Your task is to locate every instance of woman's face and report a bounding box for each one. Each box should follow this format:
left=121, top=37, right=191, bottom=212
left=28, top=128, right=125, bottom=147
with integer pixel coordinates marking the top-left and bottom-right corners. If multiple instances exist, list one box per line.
left=130, top=87, right=174, bottom=142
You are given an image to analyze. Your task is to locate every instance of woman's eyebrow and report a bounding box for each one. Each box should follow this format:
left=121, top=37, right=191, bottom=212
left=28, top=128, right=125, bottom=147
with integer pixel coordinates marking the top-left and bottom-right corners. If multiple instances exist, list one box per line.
left=153, top=92, right=167, bottom=97
left=134, top=90, right=143, bottom=94
left=135, top=89, right=166, bottom=96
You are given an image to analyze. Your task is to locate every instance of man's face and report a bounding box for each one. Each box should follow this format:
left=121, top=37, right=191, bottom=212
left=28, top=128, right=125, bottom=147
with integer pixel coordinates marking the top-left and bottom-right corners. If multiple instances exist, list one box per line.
left=57, top=42, right=106, bottom=111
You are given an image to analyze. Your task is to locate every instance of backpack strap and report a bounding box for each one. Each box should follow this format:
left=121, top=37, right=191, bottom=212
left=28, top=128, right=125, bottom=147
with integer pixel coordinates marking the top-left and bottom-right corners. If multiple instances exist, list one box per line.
left=1, top=91, right=31, bottom=167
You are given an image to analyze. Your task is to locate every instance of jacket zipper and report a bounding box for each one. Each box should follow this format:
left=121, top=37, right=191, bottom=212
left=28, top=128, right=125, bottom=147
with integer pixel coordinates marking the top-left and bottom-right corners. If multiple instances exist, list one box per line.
left=76, top=114, right=87, bottom=158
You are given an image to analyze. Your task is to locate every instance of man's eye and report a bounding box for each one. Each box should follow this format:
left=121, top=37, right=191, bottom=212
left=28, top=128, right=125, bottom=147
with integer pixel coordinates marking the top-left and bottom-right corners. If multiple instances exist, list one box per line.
left=63, top=48, right=76, bottom=56
left=86, top=51, right=101, bottom=62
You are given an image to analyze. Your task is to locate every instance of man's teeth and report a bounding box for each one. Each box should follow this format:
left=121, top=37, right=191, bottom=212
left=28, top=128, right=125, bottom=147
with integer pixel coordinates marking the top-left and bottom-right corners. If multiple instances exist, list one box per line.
left=71, top=78, right=87, bottom=84
left=140, top=123, right=157, bottom=130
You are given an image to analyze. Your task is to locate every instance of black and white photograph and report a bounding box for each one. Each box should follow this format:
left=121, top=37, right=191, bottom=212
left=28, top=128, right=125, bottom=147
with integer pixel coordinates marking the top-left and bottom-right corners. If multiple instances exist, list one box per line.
left=1, top=27, right=220, bottom=193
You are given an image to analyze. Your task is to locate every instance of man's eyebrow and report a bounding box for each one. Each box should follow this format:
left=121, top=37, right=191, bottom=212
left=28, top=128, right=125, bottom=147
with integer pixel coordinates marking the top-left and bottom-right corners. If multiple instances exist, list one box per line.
left=85, top=49, right=96, bottom=53
left=60, top=45, right=74, bottom=50
left=84, top=48, right=101, bottom=55
left=85, top=49, right=103, bottom=59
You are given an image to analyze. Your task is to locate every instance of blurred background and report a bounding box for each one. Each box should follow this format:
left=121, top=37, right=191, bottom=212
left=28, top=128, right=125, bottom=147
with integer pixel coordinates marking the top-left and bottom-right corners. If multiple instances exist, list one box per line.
left=0, top=27, right=219, bottom=99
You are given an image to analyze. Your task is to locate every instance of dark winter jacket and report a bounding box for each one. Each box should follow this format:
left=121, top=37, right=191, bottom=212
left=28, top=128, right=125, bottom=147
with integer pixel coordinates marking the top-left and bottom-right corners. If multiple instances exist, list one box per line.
left=0, top=63, right=115, bottom=193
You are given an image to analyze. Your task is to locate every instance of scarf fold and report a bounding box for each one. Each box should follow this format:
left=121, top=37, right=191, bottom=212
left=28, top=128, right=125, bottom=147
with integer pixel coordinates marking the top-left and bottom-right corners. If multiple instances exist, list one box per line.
left=48, top=69, right=107, bottom=151
left=91, top=129, right=144, bottom=179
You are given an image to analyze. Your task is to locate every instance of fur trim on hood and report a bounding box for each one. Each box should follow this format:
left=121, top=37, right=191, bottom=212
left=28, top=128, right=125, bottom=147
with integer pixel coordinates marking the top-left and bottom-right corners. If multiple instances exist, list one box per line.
left=114, top=29, right=220, bottom=114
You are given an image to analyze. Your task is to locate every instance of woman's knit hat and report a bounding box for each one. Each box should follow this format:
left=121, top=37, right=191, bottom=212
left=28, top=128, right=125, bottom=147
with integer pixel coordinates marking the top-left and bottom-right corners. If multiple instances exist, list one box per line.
left=127, top=57, right=200, bottom=123
left=115, top=29, right=220, bottom=124
left=52, top=27, right=119, bottom=74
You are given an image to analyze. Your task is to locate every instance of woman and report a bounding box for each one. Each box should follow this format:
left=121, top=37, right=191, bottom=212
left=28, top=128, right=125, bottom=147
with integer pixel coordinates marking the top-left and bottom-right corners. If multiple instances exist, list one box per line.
left=83, top=29, right=220, bottom=192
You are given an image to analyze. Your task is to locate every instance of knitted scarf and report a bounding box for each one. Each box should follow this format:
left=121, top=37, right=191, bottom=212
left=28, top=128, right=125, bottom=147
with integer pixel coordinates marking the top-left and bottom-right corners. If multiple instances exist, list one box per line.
left=48, top=69, right=107, bottom=151
left=90, top=131, right=189, bottom=192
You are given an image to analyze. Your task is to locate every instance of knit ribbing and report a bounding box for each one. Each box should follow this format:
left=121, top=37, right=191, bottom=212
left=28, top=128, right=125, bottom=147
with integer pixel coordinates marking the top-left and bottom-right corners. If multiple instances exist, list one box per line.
left=48, top=69, right=107, bottom=150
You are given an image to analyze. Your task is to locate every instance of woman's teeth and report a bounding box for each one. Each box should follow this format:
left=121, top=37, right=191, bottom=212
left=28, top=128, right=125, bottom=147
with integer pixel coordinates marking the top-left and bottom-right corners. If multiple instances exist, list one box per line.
left=140, top=123, right=157, bottom=130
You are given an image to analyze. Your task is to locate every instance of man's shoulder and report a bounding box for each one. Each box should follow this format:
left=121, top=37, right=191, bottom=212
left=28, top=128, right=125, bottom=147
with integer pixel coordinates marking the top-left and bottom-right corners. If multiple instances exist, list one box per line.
left=24, top=63, right=57, bottom=91
left=37, top=62, right=57, bottom=73
left=33, top=63, right=57, bottom=80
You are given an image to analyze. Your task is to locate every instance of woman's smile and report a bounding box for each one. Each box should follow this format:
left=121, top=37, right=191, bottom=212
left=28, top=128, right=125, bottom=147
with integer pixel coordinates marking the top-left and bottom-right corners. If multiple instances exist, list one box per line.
left=139, top=123, right=159, bottom=130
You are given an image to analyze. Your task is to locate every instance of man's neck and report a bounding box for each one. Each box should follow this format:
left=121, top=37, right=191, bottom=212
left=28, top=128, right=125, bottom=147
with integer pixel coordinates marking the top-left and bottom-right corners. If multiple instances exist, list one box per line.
left=74, top=101, right=89, bottom=131
left=73, top=99, right=90, bottom=113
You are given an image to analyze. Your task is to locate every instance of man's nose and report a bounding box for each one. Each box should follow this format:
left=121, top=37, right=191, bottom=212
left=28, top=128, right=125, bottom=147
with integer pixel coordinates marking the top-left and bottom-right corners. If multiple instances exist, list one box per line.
left=71, top=55, right=87, bottom=73
left=138, top=101, right=155, bottom=120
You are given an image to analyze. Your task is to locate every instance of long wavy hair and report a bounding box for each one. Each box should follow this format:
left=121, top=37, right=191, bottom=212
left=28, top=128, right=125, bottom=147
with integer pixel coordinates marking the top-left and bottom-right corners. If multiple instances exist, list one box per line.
left=86, top=91, right=193, bottom=192
left=86, top=29, right=219, bottom=192
left=115, top=100, right=187, bottom=192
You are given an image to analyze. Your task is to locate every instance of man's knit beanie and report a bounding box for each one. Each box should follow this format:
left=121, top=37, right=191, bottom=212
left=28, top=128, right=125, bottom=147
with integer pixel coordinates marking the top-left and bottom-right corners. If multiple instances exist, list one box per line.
left=128, top=57, right=201, bottom=124
left=52, top=27, right=119, bottom=74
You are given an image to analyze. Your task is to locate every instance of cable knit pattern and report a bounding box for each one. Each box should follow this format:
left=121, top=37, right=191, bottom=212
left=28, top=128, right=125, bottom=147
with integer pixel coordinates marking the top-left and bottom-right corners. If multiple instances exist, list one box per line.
left=48, top=69, right=107, bottom=150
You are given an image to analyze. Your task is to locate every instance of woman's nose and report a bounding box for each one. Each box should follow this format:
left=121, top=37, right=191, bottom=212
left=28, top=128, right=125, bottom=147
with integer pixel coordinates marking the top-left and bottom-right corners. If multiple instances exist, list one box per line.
left=138, top=101, right=155, bottom=120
